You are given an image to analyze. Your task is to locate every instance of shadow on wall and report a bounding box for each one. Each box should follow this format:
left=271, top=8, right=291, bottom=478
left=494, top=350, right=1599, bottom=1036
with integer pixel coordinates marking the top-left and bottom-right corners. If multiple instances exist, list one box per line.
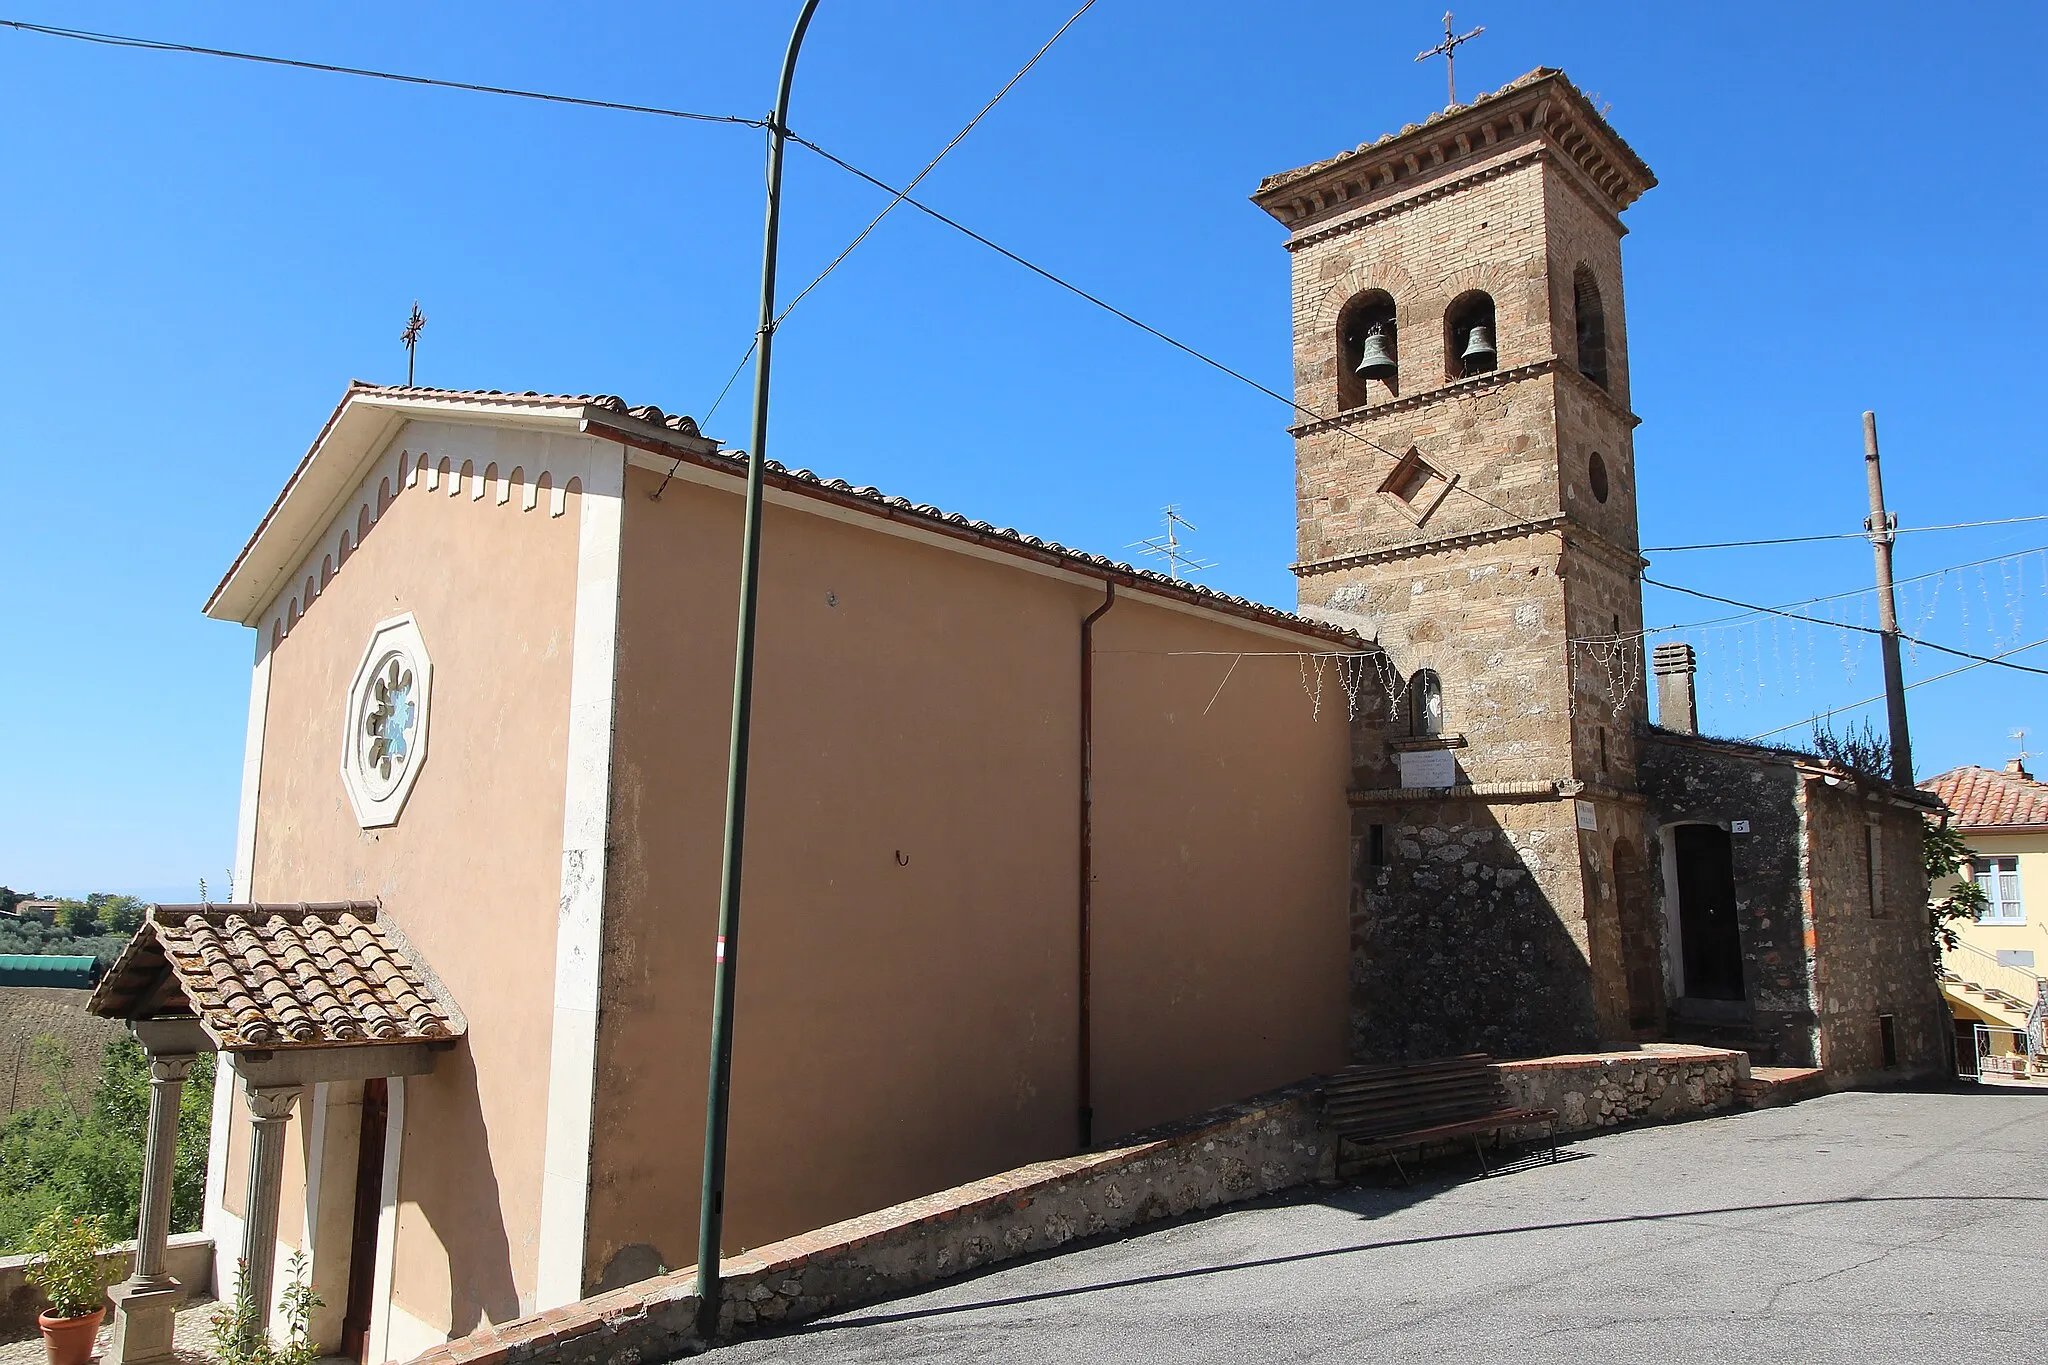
left=408, top=1046, right=520, bottom=1338
left=1349, top=797, right=1605, bottom=1061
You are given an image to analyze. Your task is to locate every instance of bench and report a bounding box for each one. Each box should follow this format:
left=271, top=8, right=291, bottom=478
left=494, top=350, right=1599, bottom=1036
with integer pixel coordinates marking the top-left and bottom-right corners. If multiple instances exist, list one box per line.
left=1323, top=1054, right=1557, bottom=1183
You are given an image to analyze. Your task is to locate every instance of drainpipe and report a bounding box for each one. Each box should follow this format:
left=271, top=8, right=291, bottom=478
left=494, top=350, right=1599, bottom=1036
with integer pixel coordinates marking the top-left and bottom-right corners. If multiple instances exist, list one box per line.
left=1078, top=582, right=1116, bottom=1151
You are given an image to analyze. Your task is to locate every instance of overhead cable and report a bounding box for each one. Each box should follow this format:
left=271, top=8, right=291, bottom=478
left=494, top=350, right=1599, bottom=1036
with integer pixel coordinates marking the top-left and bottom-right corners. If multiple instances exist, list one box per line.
left=1746, top=637, right=2048, bottom=742
left=668, top=0, right=1097, bottom=494
left=1640, top=542, right=2048, bottom=636
left=1642, top=575, right=2048, bottom=678
left=0, top=18, right=765, bottom=126
left=1645, top=512, right=2048, bottom=553
left=786, top=132, right=1534, bottom=530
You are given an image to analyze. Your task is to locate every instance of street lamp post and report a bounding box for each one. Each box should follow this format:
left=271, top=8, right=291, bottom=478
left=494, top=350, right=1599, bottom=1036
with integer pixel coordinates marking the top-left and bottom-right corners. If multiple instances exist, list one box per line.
left=695, top=0, right=823, bottom=1342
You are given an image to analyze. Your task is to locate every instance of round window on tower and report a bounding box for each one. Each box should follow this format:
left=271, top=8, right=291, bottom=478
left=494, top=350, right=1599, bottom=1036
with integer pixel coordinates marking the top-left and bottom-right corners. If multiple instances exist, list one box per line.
left=1588, top=451, right=1610, bottom=503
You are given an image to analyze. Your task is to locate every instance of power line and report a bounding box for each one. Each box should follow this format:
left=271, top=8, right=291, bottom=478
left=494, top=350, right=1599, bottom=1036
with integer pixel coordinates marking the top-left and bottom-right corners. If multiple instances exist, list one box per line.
left=0, top=18, right=764, bottom=126
left=1642, top=575, right=2048, bottom=678
left=786, top=133, right=1537, bottom=531
left=1746, top=637, right=2048, bottom=742
left=673, top=0, right=1096, bottom=488
left=9, top=10, right=1581, bottom=536
left=1644, top=512, right=2048, bottom=553
left=1641, top=542, right=2048, bottom=636
left=774, top=0, right=1097, bottom=327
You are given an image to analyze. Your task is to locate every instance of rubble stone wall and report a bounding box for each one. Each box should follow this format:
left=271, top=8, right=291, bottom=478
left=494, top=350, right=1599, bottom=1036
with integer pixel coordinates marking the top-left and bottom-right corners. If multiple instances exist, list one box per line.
left=1494, top=1044, right=1748, bottom=1137
left=405, top=1086, right=1329, bottom=1365
left=1801, top=779, right=1949, bottom=1081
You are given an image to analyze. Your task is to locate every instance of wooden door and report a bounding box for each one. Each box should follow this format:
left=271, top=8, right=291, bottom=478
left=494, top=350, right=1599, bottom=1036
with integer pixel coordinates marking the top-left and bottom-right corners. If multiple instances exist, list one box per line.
left=1675, top=824, right=1745, bottom=1001
left=340, top=1077, right=388, bottom=1362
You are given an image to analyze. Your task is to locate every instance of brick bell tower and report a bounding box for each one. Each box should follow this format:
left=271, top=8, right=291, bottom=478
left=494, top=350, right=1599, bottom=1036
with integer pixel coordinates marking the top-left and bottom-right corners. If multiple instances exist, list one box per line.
left=1252, top=69, right=1663, bottom=1059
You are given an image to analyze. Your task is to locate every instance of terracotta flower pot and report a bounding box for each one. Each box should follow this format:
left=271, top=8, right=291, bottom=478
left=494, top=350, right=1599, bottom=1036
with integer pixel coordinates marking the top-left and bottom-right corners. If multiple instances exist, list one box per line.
left=37, top=1307, right=104, bottom=1365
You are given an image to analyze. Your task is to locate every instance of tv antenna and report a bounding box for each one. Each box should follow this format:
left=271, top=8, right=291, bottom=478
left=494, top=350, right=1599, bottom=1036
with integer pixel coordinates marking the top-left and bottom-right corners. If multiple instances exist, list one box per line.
left=401, top=301, right=426, bottom=386
left=1129, top=505, right=1216, bottom=582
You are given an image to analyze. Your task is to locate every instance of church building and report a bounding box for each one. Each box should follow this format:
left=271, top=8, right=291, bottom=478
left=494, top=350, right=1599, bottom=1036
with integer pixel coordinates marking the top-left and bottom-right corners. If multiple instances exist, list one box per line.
left=89, top=67, right=1945, bottom=1364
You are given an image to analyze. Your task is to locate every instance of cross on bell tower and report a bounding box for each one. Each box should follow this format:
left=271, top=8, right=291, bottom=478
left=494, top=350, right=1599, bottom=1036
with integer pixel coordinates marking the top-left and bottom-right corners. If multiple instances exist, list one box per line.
left=1415, top=11, right=1485, bottom=107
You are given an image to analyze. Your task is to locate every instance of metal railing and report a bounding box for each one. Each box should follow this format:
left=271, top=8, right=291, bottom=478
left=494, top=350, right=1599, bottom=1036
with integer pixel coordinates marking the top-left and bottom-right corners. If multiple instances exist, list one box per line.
left=1962, top=1024, right=2047, bottom=1083
left=1942, top=939, right=2047, bottom=1014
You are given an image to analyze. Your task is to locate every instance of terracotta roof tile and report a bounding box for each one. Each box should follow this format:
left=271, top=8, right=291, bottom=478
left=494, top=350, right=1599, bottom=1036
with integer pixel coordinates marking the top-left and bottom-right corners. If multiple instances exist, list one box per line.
left=336, top=384, right=1367, bottom=648
left=1921, top=764, right=2048, bottom=831
left=89, top=902, right=463, bottom=1051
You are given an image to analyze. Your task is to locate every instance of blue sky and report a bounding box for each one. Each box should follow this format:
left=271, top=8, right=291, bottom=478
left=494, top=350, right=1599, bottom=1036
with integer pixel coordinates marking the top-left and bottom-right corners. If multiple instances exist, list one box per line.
left=2, top=1, right=2042, bottom=896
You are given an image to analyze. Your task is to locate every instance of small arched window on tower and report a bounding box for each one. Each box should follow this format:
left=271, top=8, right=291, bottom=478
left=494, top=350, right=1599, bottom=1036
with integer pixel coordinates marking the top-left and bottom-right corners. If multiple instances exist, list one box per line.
left=1408, top=668, right=1445, bottom=738
left=1337, top=290, right=1399, bottom=410
left=1445, top=291, right=1497, bottom=379
left=1574, top=266, right=1609, bottom=390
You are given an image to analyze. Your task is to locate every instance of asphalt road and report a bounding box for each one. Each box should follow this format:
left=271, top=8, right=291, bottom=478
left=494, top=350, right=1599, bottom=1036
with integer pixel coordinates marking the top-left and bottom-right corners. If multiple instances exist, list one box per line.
left=713, top=1086, right=2047, bottom=1364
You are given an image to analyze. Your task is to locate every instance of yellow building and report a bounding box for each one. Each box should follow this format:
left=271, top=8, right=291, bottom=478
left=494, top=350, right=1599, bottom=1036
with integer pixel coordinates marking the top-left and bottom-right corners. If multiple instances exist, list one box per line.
left=1922, top=759, right=2048, bottom=1080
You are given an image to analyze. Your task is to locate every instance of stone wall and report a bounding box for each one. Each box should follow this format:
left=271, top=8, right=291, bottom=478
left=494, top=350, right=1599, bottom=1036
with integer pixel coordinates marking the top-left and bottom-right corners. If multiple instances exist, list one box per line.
left=1494, top=1044, right=1747, bottom=1137
left=1639, top=731, right=1818, bottom=1063
left=1350, top=789, right=1602, bottom=1060
left=1637, top=729, right=1948, bottom=1080
left=0, top=1232, right=211, bottom=1339
left=406, top=1086, right=1329, bottom=1365
left=1801, top=779, right=1949, bottom=1081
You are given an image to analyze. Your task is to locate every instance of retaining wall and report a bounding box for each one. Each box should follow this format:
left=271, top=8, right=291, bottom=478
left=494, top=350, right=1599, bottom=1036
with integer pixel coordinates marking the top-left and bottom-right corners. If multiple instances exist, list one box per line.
left=0, top=1232, right=211, bottom=1339
left=408, top=1085, right=1328, bottom=1365
left=1496, top=1043, right=1748, bottom=1136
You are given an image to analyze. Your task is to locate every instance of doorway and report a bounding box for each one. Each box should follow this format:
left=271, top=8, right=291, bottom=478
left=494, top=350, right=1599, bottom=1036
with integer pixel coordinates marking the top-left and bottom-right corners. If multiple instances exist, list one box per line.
left=1673, top=824, right=1744, bottom=1000
left=1953, top=1018, right=1979, bottom=1078
left=340, top=1077, right=388, bottom=1363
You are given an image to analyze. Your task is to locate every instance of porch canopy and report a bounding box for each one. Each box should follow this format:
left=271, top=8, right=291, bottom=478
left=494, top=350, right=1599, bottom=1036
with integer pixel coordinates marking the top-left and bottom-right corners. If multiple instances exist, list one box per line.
left=88, top=901, right=464, bottom=1360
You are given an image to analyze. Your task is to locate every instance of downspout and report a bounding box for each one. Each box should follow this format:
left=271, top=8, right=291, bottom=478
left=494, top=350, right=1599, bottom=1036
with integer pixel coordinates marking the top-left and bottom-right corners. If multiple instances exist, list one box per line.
left=1078, top=581, right=1116, bottom=1151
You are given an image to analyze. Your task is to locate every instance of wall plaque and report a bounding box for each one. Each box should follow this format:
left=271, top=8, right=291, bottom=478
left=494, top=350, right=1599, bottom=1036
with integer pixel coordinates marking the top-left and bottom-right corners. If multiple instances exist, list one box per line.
left=1399, top=748, right=1457, bottom=789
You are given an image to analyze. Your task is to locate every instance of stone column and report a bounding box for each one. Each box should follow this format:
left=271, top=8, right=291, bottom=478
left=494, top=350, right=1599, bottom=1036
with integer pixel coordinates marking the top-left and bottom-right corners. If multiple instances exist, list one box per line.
left=107, top=1054, right=196, bottom=1365
left=239, top=1084, right=302, bottom=1344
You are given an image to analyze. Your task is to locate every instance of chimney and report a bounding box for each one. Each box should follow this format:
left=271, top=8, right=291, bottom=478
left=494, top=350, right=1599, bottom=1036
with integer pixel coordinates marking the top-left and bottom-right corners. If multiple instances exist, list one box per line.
left=2007, top=756, right=2033, bottom=780
left=1653, top=642, right=1698, bottom=734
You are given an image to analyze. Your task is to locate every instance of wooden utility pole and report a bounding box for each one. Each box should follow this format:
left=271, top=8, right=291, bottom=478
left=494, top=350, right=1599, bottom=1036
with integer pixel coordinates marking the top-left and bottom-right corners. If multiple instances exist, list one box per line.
left=1862, top=410, right=1914, bottom=786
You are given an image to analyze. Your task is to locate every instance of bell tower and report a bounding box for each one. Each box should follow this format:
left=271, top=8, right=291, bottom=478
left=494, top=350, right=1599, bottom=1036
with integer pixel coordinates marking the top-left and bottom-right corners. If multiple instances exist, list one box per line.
left=1252, top=69, right=1663, bottom=1058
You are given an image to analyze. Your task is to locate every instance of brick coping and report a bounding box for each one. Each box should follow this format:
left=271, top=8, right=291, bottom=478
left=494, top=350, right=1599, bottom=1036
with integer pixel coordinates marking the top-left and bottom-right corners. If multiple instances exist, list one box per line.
left=1495, top=1044, right=1747, bottom=1071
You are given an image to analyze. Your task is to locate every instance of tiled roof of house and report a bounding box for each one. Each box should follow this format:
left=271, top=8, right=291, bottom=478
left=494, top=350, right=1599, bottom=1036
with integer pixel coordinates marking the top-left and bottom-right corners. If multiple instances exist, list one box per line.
left=1921, top=763, right=2048, bottom=831
left=221, top=382, right=1369, bottom=649
left=89, top=902, right=462, bottom=1051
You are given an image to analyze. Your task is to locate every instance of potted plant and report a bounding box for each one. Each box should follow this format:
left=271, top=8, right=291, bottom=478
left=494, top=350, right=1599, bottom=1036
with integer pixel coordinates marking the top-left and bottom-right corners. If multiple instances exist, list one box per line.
left=24, top=1210, right=113, bottom=1365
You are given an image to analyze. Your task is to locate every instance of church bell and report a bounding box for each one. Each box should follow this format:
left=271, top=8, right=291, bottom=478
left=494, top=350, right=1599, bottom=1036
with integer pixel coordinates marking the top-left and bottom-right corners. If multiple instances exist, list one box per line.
left=1460, top=322, right=1497, bottom=372
left=1354, top=320, right=1398, bottom=381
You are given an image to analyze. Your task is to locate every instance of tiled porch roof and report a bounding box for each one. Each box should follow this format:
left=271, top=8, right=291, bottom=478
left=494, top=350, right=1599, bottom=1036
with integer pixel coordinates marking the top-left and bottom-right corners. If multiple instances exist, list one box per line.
left=89, top=902, right=462, bottom=1052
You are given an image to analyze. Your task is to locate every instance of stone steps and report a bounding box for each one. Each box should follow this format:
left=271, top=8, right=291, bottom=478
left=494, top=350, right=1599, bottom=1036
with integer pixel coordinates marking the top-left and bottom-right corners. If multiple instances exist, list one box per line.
left=1734, top=1066, right=1827, bottom=1109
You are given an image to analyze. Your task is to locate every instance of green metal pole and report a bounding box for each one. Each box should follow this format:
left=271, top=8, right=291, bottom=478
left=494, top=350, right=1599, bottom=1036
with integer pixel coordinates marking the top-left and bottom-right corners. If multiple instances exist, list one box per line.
left=696, top=0, right=823, bottom=1341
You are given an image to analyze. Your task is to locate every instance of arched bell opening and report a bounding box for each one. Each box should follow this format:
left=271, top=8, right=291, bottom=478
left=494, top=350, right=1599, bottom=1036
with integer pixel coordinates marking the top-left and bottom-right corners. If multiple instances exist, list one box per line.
left=1573, top=266, right=1610, bottom=390
left=1336, top=290, right=1399, bottom=409
left=1445, top=291, right=1498, bottom=379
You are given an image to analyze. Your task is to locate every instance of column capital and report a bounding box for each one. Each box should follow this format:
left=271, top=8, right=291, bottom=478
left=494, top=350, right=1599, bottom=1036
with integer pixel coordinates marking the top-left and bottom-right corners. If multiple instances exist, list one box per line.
left=148, top=1054, right=198, bottom=1085
left=242, top=1083, right=301, bottom=1122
